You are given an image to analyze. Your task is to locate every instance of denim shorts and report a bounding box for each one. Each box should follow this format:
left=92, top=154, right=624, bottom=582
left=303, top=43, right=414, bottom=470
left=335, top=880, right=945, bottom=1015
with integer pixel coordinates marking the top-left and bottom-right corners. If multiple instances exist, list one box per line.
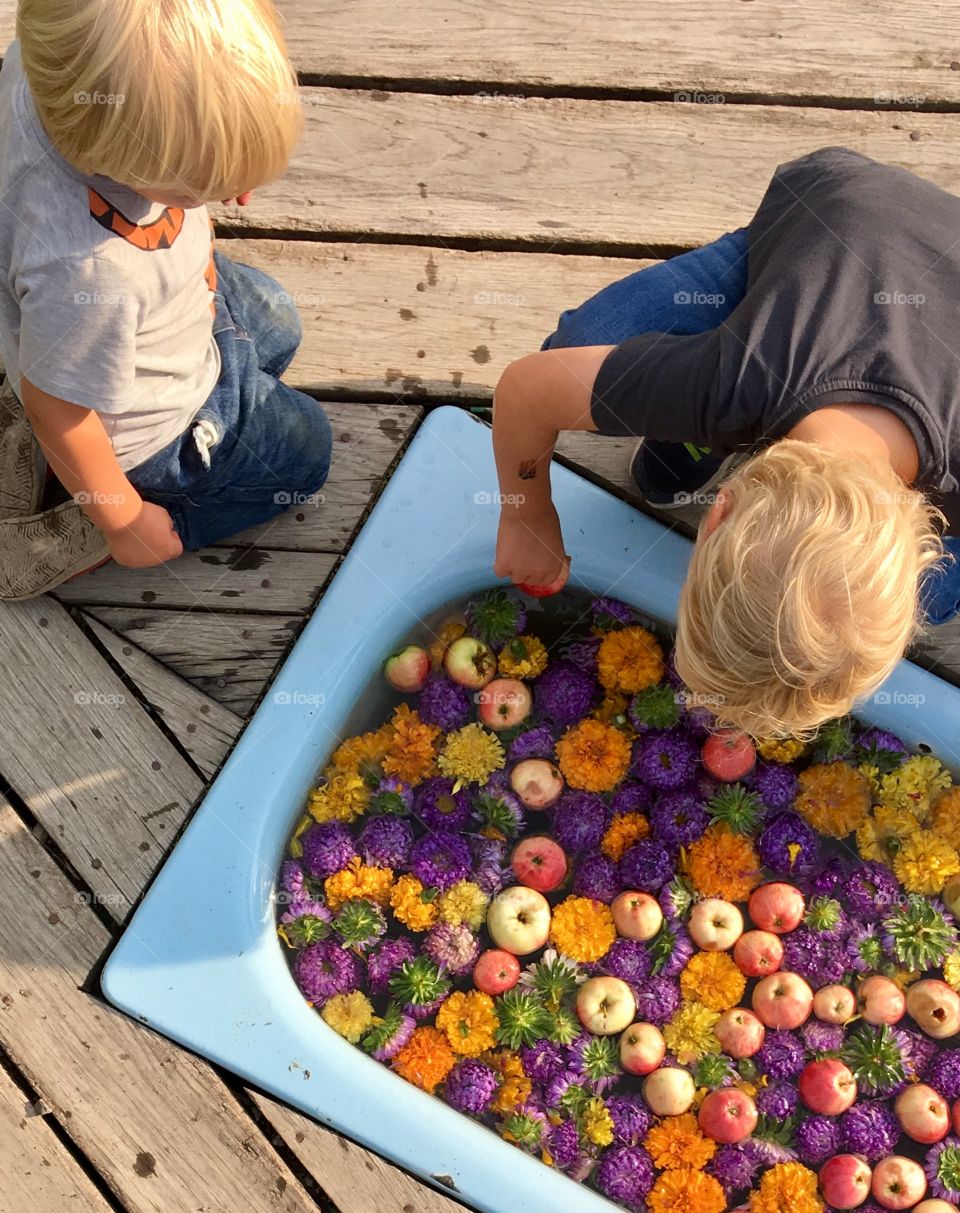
left=542, top=229, right=960, bottom=626
left=127, top=251, right=332, bottom=551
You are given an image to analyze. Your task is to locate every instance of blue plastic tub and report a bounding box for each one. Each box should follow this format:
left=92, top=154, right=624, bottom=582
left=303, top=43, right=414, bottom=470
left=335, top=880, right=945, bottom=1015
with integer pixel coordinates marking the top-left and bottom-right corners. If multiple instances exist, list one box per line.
left=102, top=406, right=960, bottom=1211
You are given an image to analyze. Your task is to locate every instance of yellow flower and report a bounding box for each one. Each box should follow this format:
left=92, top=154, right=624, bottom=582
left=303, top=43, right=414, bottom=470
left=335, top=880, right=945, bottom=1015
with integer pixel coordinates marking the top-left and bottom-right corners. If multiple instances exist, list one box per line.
left=288, top=813, right=313, bottom=859
left=485, top=1050, right=531, bottom=1114
left=582, top=1096, right=614, bottom=1147
left=662, top=1001, right=721, bottom=1064
left=856, top=804, right=922, bottom=866
left=645, top=1112, right=716, bottom=1170
left=556, top=718, right=632, bottom=792
left=680, top=951, right=746, bottom=1012
left=872, top=754, right=952, bottom=821
left=437, top=881, right=489, bottom=930
left=429, top=616, right=468, bottom=668
left=596, top=625, right=664, bottom=694
left=381, top=704, right=440, bottom=786
left=593, top=692, right=631, bottom=726
left=308, top=766, right=369, bottom=823
left=498, top=635, right=548, bottom=679
left=684, top=824, right=761, bottom=901
left=437, top=723, right=505, bottom=787
left=931, top=787, right=960, bottom=849
left=324, top=857, right=393, bottom=911
left=550, top=896, right=617, bottom=963
left=392, top=1026, right=456, bottom=1093
left=749, top=1162, right=823, bottom=1213
left=756, top=737, right=807, bottom=764
left=390, top=874, right=439, bottom=931
left=320, top=991, right=375, bottom=1043
left=647, top=1169, right=726, bottom=1213
left=601, top=811, right=650, bottom=861
left=331, top=726, right=391, bottom=774
left=795, top=762, right=872, bottom=838
left=943, top=950, right=960, bottom=991
left=893, top=830, right=960, bottom=895
left=436, top=991, right=499, bottom=1057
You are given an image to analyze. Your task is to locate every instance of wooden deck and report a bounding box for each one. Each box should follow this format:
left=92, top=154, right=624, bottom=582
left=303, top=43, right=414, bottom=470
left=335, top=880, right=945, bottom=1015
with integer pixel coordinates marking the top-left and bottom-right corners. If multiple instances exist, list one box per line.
left=2, top=3, right=960, bottom=1210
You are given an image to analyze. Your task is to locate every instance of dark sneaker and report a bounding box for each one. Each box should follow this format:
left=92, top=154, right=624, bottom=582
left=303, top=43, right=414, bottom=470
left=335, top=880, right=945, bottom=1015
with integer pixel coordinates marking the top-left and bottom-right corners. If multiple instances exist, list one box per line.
left=0, top=501, right=110, bottom=600
left=629, top=438, right=739, bottom=510
left=0, top=375, right=45, bottom=520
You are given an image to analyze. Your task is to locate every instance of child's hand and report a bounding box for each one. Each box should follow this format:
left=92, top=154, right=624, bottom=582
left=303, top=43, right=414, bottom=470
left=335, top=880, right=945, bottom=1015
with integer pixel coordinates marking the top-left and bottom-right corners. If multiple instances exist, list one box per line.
left=220, top=192, right=254, bottom=206
left=106, top=502, right=184, bottom=568
left=494, top=506, right=568, bottom=586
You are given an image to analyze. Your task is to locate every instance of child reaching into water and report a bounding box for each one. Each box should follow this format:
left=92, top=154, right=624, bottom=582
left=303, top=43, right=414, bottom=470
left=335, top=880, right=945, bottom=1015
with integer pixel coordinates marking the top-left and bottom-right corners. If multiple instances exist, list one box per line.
left=492, top=147, right=959, bottom=737
left=0, top=0, right=332, bottom=598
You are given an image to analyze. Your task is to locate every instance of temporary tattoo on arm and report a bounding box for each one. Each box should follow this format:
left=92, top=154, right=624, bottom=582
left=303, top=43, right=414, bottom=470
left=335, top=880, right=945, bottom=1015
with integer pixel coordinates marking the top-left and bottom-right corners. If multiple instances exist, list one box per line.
left=518, top=460, right=537, bottom=480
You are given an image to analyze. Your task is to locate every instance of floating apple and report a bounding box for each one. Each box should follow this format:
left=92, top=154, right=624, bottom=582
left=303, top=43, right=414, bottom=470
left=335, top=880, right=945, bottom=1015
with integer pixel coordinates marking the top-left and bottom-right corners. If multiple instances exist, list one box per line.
left=477, top=678, right=532, bottom=731
left=748, top=882, right=805, bottom=934
left=906, top=979, right=960, bottom=1039
left=752, top=971, right=814, bottom=1030
left=516, top=558, right=570, bottom=598
left=820, top=1155, right=873, bottom=1210
left=576, top=977, right=637, bottom=1036
left=486, top=885, right=551, bottom=955
left=871, top=1156, right=927, bottom=1210
left=443, top=636, right=496, bottom=689
left=697, top=1088, right=758, bottom=1144
left=955, top=1098, right=960, bottom=1134
left=798, top=1058, right=858, bottom=1115
left=511, top=836, right=568, bottom=893
left=895, top=1084, right=950, bottom=1144
left=715, top=1007, right=765, bottom=1058
left=384, top=644, right=430, bottom=692
left=689, top=897, right=744, bottom=952
left=472, top=949, right=521, bottom=996
left=733, top=930, right=784, bottom=977
left=814, top=984, right=857, bottom=1025
left=701, top=729, right=756, bottom=781
left=611, top=891, right=663, bottom=941
left=509, top=759, right=564, bottom=810
left=914, top=1201, right=957, bottom=1213
left=642, top=1066, right=696, bottom=1116
left=859, top=975, right=906, bottom=1026
left=619, top=1022, right=666, bottom=1075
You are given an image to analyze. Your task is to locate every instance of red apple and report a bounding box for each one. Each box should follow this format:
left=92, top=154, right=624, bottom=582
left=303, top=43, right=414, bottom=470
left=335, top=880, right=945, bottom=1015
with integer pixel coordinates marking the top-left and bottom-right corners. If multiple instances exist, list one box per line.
left=820, top=1155, right=873, bottom=1210
left=914, top=1201, right=958, bottom=1213
left=955, top=1098, right=960, bottom=1135
left=752, top=971, right=814, bottom=1030
left=814, top=984, right=857, bottom=1025
left=906, top=979, right=960, bottom=1039
left=384, top=644, right=430, bottom=692
left=701, top=729, right=756, bottom=781
left=443, top=636, right=496, bottom=689
left=477, top=678, right=532, bottom=731
left=895, top=1084, right=950, bottom=1144
left=859, top=975, right=906, bottom=1026
left=643, top=1067, right=696, bottom=1116
left=689, top=897, right=744, bottom=952
left=871, top=1156, right=927, bottom=1209
left=486, top=886, right=551, bottom=955
left=798, top=1058, right=858, bottom=1115
left=473, top=949, right=521, bottom=996
left=509, top=759, right=564, bottom=810
left=611, top=891, right=663, bottom=941
left=697, top=1088, right=758, bottom=1144
left=733, top=930, right=784, bottom=977
left=748, top=882, right=806, bottom=934
left=516, top=559, right=570, bottom=598
left=619, top=1022, right=666, bottom=1075
left=715, top=1007, right=765, bottom=1058
left=576, top=976, right=636, bottom=1036
left=511, top=836, right=568, bottom=893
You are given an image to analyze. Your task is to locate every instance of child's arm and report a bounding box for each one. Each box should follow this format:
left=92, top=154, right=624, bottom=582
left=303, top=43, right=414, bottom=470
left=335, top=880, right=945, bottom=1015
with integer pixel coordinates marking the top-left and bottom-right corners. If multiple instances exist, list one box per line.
left=492, top=346, right=614, bottom=585
left=20, top=378, right=183, bottom=568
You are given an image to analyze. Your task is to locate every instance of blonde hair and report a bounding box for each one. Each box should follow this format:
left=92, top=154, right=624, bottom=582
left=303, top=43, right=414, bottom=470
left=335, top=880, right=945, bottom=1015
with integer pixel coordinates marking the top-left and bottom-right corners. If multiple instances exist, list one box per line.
left=675, top=439, right=945, bottom=738
left=18, top=0, right=303, bottom=201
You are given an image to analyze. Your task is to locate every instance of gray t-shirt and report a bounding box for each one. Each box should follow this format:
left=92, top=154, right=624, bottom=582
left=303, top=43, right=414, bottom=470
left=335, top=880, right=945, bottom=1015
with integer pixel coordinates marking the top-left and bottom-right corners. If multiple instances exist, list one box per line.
left=0, top=42, right=220, bottom=471
left=592, top=146, right=960, bottom=533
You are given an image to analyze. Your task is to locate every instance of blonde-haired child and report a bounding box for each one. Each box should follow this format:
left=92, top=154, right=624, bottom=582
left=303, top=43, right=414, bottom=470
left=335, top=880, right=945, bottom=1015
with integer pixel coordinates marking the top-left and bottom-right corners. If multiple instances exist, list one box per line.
left=0, top=0, right=331, bottom=596
left=493, top=148, right=957, bottom=737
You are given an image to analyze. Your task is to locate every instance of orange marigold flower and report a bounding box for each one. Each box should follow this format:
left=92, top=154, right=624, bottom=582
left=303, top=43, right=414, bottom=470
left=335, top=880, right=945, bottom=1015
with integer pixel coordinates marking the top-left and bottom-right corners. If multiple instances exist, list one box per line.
left=680, top=951, right=747, bottom=1011
left=324, top=857, right=394, bottom=911
left=684, top=824, right=761, bottom=901
left=390, top=874, right=439, bottom=931
left=392, top=1026, right=456, bottom=1093
left=485, top=1049, right=531, bottom=1114
left=596, top=625, right=665, bottom=693
left=331, top=726, right=391, bottom=773
left=647, top=1168, right=726, bottom=1213
left=795, top=762, right=871, bottom=838
left=601, top=811, right=650, bottom=861
left=556, top=718, right=632, bottom=792
left=593, top=691, right=631, bottom=726
left=550, top=896, right=617, bottom=962
left=381, top=703, right=440, bottom=786
left=436, top=991, right=499, bottom=1057
left=931, top=787, right=960, bottom=849
left=749, top=1162, right=823, bottom=1213
left=645, top=1113, right=716, bottom=1171
left=756, top=737, right=807, bottom=764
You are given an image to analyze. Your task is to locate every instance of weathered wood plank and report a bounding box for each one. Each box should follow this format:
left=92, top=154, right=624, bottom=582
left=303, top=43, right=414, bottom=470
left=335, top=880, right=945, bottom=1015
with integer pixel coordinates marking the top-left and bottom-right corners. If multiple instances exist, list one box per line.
left=215, top=93, right=960, bottom=247
left=0, top=797, right=322, bottom=1213
left=0, top=1063, right=114, bottom=1213
left=82, top=614, right=243, bottom=778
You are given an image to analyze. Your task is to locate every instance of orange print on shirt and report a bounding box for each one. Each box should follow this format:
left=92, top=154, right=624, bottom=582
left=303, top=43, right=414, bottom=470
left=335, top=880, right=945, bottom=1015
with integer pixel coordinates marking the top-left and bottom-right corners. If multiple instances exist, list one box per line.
left=87, top=187, right=185, bottom=250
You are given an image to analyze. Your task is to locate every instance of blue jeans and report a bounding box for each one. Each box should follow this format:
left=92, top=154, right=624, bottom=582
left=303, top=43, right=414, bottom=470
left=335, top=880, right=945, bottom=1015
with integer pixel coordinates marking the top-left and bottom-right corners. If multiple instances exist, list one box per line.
left=542, top=229, right=960, bottom=625
left=128, top=251, right=332, bottom=551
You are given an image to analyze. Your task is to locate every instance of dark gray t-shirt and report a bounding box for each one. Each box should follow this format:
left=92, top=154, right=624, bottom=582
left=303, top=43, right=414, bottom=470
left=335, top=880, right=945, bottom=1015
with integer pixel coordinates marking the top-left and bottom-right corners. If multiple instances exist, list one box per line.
left=591, top=146, right=960, bottom=532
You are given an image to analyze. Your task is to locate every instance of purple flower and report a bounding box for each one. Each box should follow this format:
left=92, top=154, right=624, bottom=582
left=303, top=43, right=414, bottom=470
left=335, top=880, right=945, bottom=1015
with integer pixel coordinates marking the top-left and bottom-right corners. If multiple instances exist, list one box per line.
left=543, top=1119, right=580, bottom=1170
left=595, top=1146, right=655, bottom=1206
left=417, top=673, right=473, bottom=731
left=618, top=839, right=674, bottom=892
left=649, top=791, right=709, bottom=848
left=520, top=1039, right=566, bottom=1084
left=592, top=596, right=635, bottom=626
left=631, top=729, right=698, bottom=791
left=358, top=815, right=413, bottom=869
left=300, top=822, right=358, bottom=880
left=757, top=812, right=821, bottom=877
left=609, top=781, right=652, bottom=815
left=748, top=761, right=799, bottom=811
left=551, top=790, right=607, bottom=855
left=413, top=777, right=472, bottom=832
left=707, top=1143, right=760, bottom=1193
left=801, top=1019, right=845, bottom=1055
left=806, top=856, right=847, bottom=899
left=293, top=940, right=361, bottom=1004
left=855, top=727, right=908, bottom=768
left=601, top=938, right=652, bottom=987
left=845, top=861, right=900, bottom=922
left=507, top=724, right=556, bottom=763
left=424, top=922, right=479, bottom=975
left=924, top=1136, right=960, bottom=1203
left=573, top=854, right=621, bottom=903
left=368, top=1011, right=416, bottom=1062
left=561, top=635, right=601, bottom=676
left=782, top=926, right=846, bottom=987
left=369, top=776, right=413, bottom=816
left=280, top=859, right=307, bottom=899
left=900, top=1027, right=938, bottom=1083
left=471, top=835, right=509, bottom=895
left=758, top=1031, right=806, bottom=1079
left=840, top=1100, right=900, bottom=1162
left=408, top=831, right=472, bottom=891
left=543, top=1067, right=581, bottom=1109
left=606, top=1095, right=653, bottom=1146
left=794, top=1114, right=840, bottom=1166
left=366, top=938, right=417, bottom=995
left=632, top=975, right=680, bottom=1026
left=755, top=1081, right=798, bottom=1119
left=846, top=921, right=888, bottom=974
left=444, top=1058, right=498, bottom=1114
left=928, top=1050, right=960, bottom=1100
left=534, top=662, right=597, bottom=725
